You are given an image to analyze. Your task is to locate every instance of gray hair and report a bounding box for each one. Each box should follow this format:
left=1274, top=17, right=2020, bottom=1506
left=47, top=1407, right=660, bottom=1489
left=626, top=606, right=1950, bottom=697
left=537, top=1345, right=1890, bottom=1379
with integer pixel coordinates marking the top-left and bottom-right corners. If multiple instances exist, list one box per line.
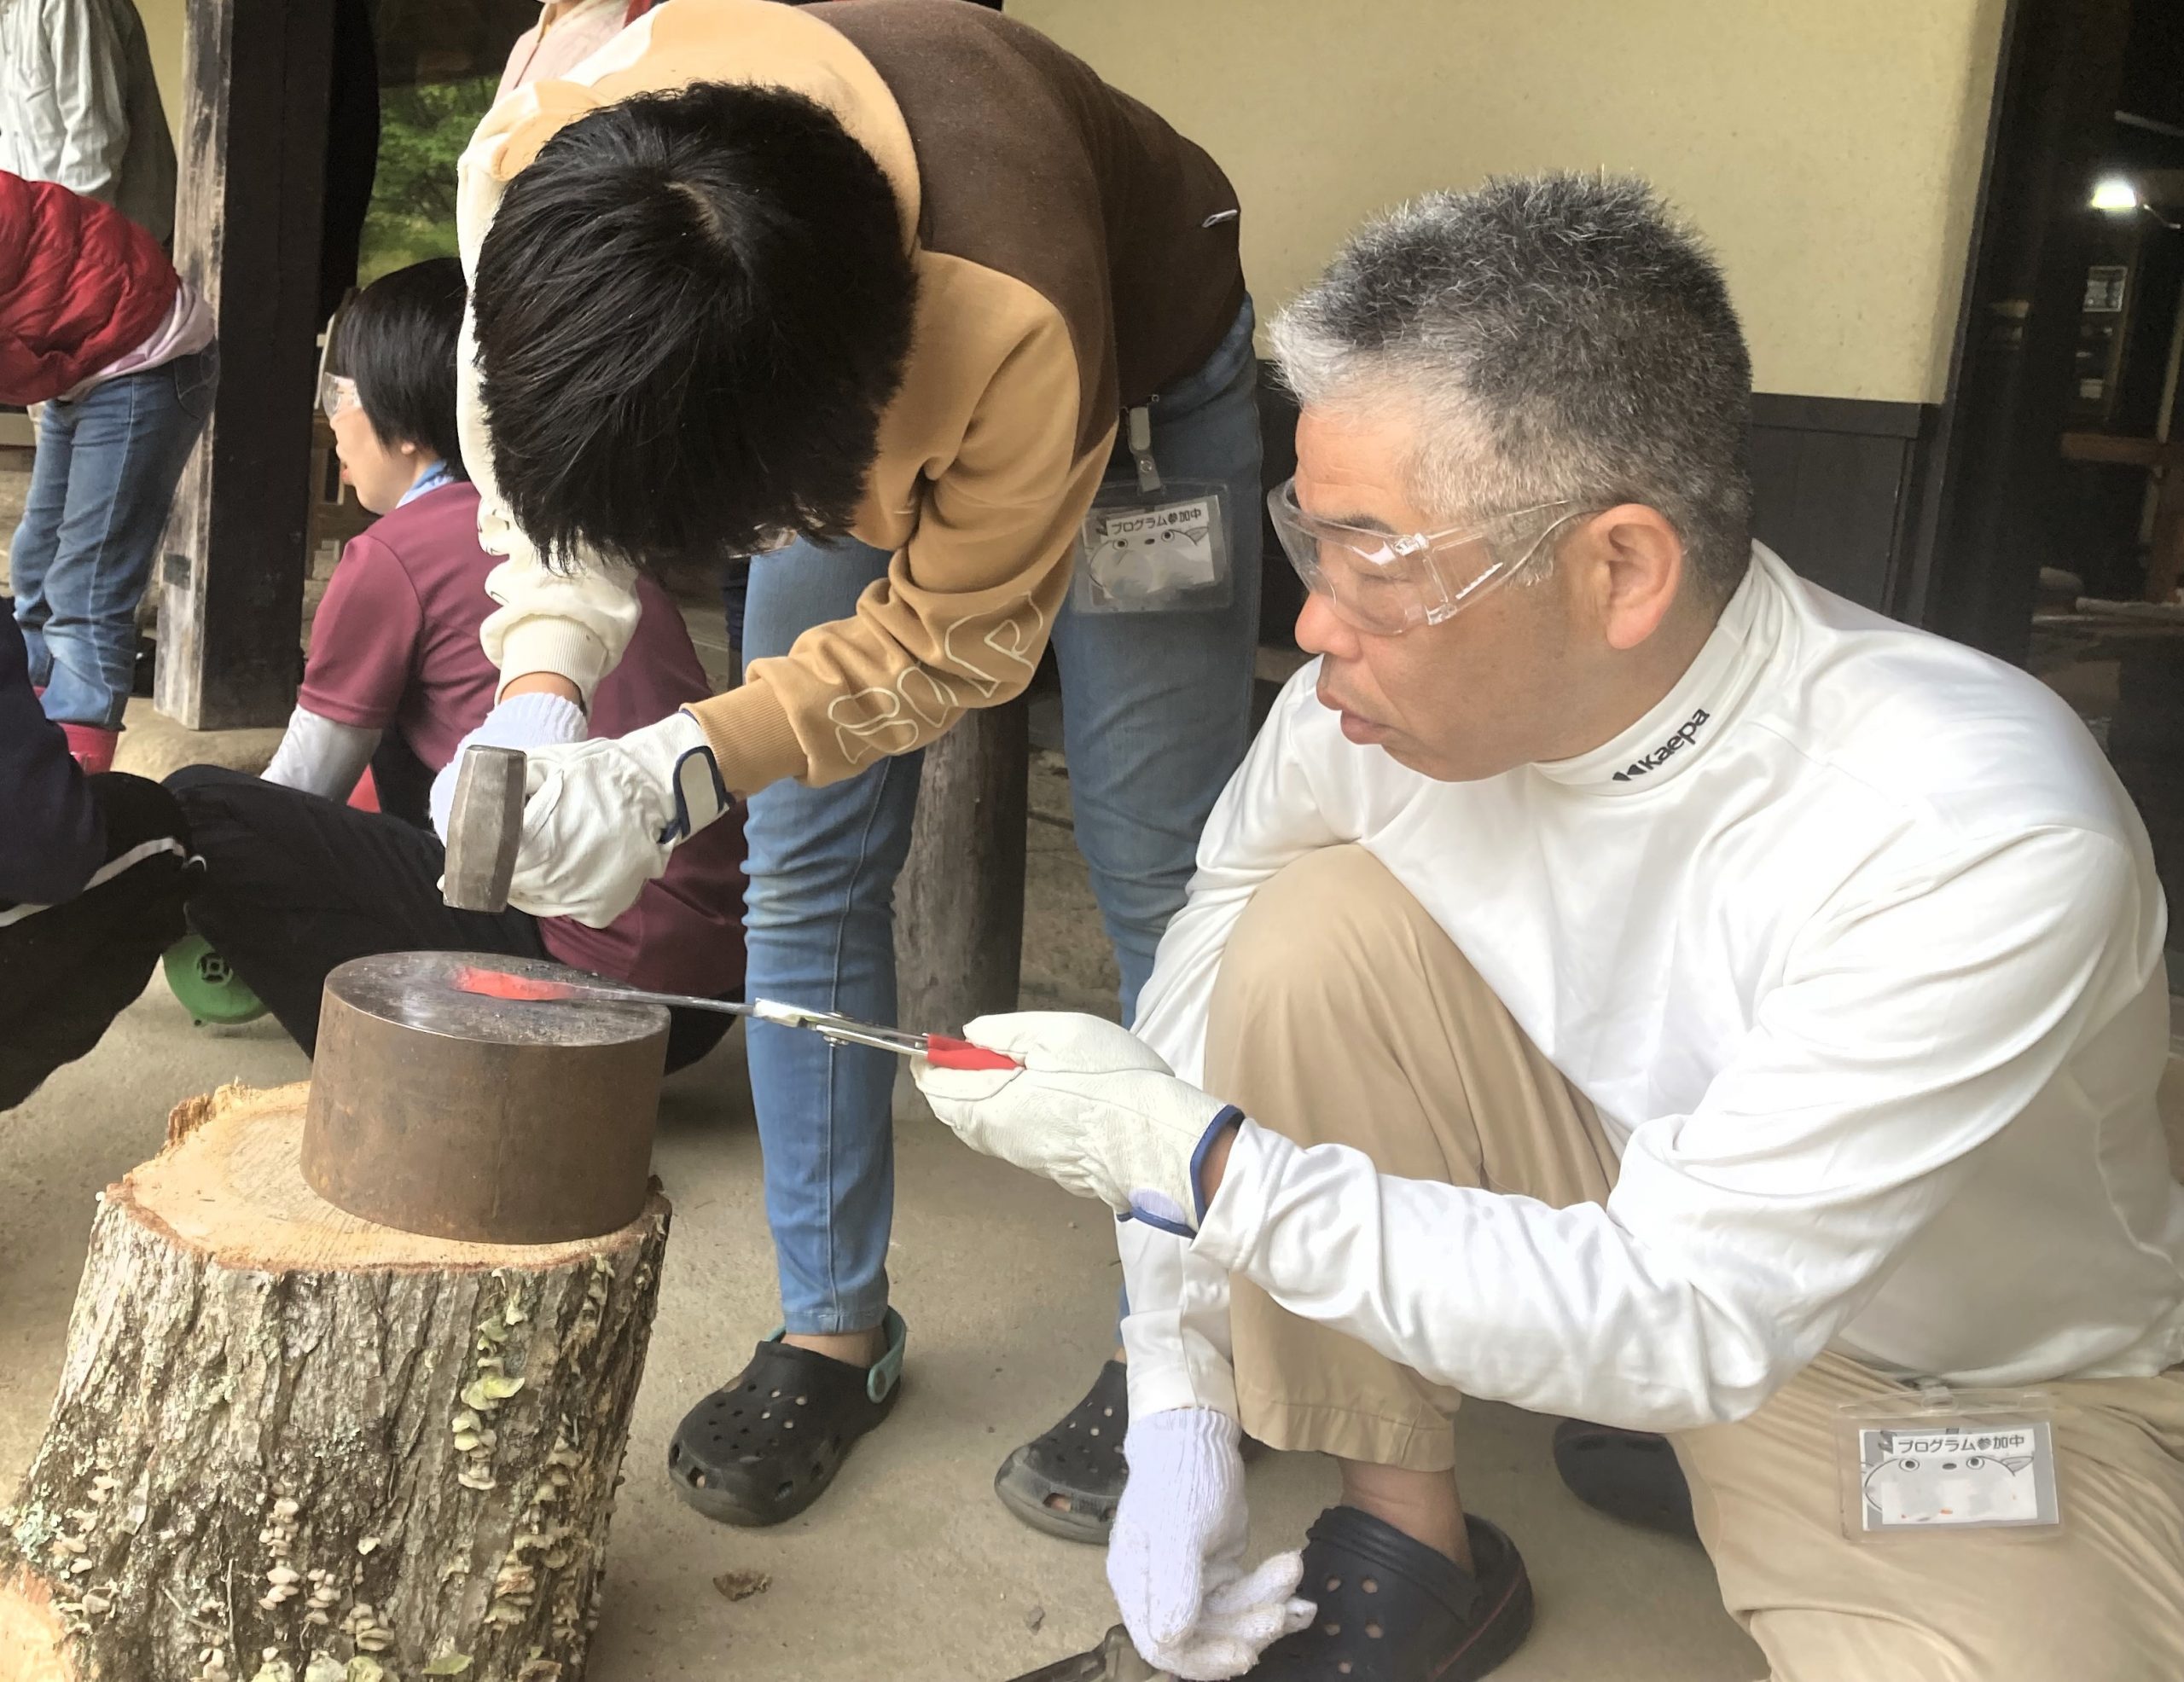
left=1269, top=173, right=1755, bottom=602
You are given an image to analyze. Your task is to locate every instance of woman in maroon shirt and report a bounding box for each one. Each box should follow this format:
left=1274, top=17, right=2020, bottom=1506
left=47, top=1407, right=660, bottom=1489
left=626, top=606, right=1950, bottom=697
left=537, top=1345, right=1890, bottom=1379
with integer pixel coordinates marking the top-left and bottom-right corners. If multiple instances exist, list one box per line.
left=165, top=259, right=746, bottom=1066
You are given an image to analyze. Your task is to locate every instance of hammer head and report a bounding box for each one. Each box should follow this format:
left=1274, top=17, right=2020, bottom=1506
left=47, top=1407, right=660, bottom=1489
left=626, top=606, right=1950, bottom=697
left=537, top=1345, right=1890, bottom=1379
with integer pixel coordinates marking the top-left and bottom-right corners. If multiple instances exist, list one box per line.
left=442, top=744, right=527, bottom=913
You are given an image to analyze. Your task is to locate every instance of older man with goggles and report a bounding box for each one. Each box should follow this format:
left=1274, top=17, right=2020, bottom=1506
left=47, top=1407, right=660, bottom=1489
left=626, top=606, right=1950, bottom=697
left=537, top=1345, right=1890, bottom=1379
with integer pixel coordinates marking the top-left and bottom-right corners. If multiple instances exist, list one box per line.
left=918, top=173, right=2184, bottom=1682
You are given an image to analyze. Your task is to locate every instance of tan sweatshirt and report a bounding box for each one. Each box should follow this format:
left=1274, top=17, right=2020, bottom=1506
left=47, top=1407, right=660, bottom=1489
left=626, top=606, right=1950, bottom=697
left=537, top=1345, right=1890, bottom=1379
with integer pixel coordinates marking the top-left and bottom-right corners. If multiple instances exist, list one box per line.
left=454, top=0, right=1245, bottom=792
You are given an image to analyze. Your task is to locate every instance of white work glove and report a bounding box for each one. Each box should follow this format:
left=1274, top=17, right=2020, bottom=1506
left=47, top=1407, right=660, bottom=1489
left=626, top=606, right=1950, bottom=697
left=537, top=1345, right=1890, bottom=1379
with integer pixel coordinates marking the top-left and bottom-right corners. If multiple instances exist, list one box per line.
left=428, top=691, right=588, bottom=835
left=436, top=703, right=730, bottom=928
left=912, top=1012, right=1241, bottom=1236
left=1108, top=1408, right=1314, bottom=1679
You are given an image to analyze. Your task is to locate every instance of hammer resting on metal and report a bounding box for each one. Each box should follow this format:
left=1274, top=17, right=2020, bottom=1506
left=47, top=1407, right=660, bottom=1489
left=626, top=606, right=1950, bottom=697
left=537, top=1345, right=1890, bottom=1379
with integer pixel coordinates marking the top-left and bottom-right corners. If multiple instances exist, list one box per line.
left=441, top=744, right=528, bottom=913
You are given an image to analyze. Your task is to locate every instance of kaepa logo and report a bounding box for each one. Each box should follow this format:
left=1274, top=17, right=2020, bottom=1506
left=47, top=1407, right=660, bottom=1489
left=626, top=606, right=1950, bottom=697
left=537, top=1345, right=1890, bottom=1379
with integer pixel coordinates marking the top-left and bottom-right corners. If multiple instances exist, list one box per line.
left=1612, top=707, right=1711, bottom=782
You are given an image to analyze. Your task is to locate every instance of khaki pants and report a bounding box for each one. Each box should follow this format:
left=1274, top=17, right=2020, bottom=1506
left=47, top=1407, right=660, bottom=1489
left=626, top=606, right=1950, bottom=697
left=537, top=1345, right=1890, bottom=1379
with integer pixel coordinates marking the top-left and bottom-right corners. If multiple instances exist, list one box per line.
left=1206, top=845, right=2184, bottom=1682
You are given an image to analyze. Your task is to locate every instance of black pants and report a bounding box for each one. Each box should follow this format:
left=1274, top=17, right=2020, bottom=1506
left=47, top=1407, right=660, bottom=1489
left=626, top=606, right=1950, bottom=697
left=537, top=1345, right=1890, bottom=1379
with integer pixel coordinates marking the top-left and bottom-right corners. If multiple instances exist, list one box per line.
left=166, top=766, right=731, bottom=1070
left=0, top=774, right=195, bottom=1111
left=368, top=728, right=436, bottom=831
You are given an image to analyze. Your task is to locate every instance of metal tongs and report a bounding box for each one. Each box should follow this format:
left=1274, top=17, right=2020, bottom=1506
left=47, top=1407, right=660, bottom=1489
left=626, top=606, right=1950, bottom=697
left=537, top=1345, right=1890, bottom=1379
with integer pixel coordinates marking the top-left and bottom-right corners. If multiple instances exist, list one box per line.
left=444, top=966, right=1019, bottom=1071
left=747, top=1000, right=1021, bottom=1070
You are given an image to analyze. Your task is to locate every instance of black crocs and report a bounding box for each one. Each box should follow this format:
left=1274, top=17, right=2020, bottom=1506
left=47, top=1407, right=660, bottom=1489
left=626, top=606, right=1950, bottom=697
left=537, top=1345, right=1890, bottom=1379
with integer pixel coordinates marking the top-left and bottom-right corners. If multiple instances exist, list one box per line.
left=1254, top=1506, right=1532, bottom=1681
left=666, top=1309, right=906, bottom=1527
left=995, top=1359, right=1130, bottom=1542
left=1552, top=1418, right=1698, bottom=1540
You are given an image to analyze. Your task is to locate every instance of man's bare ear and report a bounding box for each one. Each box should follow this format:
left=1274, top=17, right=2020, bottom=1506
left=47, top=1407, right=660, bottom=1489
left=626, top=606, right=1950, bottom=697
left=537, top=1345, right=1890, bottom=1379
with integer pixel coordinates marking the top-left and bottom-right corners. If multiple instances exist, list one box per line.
left=1564, top=504, right=1684, bottom=652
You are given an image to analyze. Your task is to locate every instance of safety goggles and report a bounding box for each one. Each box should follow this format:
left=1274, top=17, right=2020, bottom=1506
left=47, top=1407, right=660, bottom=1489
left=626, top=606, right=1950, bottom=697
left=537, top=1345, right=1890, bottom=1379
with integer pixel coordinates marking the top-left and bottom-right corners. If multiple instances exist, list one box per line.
left=319, top=373, right=359, bottom=420
left=1266, top=478, right=1582, bottom=635
left=315, top=288, right=358, bottom=421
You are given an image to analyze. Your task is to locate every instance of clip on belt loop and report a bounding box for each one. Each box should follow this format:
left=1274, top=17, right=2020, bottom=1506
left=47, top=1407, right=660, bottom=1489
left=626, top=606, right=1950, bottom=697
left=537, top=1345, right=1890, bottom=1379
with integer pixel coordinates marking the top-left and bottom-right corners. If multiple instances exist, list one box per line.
left=1128, top=404, right=1163, bottom=496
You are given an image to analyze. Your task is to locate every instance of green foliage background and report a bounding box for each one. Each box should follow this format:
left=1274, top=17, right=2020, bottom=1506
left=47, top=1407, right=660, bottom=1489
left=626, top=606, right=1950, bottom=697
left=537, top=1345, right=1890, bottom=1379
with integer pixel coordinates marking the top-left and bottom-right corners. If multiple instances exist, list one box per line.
left=360, top=77, right=501, bottom=284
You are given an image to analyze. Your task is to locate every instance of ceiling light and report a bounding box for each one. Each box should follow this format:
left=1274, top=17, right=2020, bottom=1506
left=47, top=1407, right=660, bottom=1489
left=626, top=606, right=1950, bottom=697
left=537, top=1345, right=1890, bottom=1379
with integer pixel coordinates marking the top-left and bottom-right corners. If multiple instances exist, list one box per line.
left=2092, top=177, right=2139, bottom=212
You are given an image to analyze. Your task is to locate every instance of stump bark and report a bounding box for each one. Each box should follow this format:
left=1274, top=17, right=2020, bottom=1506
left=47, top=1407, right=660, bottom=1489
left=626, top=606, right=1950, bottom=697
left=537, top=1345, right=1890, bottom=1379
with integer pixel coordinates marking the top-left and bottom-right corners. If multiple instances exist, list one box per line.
left=0, top=1082, right=670, bottom=1682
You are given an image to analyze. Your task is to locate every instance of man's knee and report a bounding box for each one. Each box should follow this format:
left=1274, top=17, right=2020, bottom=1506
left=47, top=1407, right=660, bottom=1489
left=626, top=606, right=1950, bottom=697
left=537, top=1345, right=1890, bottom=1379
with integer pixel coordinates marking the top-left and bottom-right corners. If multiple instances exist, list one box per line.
left=1216, top=844, right=1443, bottom=1027
left=1206, top=844, right=1484, bottom=1167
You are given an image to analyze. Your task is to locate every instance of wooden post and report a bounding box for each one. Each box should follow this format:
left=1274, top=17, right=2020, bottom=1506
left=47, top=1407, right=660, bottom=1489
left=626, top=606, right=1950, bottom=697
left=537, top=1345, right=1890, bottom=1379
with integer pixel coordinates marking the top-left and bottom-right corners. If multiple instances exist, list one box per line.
left=893, top=699, right=1031, bottom=1034
left=154, top=0, right=336, bottom=729
left=0, top=1083, right=669, bottom=1682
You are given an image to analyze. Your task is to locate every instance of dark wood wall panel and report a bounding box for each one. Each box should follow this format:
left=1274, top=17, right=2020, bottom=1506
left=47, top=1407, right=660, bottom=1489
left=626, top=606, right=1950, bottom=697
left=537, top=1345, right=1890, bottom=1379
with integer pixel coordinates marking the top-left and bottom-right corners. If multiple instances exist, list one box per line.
left=1748, top=394, right=1936, bottom=614
left=1253, top=379, right=1940, bottom=639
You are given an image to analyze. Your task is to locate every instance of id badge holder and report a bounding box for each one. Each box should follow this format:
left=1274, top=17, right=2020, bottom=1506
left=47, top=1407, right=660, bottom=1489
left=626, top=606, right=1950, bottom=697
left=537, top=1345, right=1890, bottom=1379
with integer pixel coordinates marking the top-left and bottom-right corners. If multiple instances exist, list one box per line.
left=1835, top=1383, right=2063, bottom=1544
left=1072, top=405, right=1234, bottom=615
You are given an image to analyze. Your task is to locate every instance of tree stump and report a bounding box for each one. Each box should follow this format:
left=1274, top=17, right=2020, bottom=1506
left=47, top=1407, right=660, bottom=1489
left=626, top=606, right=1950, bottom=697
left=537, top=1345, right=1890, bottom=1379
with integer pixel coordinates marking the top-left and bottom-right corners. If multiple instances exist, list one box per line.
left=0, top=1082, right=670, bottom=1682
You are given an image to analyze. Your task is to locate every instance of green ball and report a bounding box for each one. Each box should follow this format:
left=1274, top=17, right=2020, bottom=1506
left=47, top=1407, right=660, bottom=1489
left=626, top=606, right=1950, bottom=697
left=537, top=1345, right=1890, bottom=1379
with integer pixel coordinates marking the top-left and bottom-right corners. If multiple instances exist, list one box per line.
left=163, top=934, right=269, bottom=1027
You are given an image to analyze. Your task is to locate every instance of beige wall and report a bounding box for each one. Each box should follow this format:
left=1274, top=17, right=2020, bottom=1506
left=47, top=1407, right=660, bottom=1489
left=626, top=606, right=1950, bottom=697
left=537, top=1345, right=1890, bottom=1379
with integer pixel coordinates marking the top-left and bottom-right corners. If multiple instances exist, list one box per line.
left=1013, top=0, right=2008, bottom=405
left=125, top=1, right=2007, bottom=401
left=136, top=0, right=187, bottom=150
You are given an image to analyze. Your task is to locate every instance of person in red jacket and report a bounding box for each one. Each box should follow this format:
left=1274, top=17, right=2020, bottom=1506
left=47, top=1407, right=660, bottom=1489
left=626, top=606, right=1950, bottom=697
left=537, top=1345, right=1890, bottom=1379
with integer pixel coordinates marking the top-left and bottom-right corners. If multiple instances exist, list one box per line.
left=0, top=169, right=218, bottom=770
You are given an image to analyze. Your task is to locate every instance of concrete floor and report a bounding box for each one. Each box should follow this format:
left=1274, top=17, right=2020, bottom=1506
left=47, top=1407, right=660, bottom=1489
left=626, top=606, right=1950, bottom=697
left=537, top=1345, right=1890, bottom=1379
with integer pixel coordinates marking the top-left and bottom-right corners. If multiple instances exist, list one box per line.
left=0, top=751, right=1766, bottom=1682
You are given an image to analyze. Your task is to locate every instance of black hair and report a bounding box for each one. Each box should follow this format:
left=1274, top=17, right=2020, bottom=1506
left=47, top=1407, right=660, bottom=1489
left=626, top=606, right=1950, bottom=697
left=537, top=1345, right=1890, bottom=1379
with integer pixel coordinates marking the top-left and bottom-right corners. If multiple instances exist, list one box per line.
left=469, top=81, right=918, bottom=572
left=334, top=256, right=471, bottom=478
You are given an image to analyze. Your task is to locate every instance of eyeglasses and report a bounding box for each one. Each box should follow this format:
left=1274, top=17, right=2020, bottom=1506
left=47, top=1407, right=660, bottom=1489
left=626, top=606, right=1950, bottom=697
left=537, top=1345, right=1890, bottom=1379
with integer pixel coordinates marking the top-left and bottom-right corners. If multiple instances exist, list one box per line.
left=1266, top=478, right=1583, bottom=636
left=319, top=373, right=359, bottom=420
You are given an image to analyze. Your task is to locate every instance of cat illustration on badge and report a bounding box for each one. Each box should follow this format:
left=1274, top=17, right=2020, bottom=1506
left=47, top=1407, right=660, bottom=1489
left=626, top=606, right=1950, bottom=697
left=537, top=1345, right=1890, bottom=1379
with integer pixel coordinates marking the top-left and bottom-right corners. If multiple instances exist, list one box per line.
left=1086, top=512, right=1217, bottom=600
left=1863, top=1447, right=2036, bottom=1527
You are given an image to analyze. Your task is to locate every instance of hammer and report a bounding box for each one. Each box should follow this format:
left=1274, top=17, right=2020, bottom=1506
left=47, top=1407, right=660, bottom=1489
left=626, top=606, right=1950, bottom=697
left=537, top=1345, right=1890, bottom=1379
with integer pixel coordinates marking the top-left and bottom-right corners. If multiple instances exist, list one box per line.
left=441, top=744, right=528, bottom=913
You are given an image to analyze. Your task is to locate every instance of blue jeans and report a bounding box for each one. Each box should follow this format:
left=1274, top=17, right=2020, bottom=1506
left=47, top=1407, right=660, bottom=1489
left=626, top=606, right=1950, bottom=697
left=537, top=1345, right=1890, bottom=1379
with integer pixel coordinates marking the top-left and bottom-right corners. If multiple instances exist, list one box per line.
left=742, top=300, right=1264, bottom=1334
left=11, top=346, right=218, bottom=729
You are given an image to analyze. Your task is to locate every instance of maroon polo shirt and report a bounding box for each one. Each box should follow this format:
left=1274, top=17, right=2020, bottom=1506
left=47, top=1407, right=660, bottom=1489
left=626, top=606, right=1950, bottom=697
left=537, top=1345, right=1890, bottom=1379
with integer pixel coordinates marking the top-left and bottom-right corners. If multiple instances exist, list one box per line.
left=300, top=480, right=746, bottom=997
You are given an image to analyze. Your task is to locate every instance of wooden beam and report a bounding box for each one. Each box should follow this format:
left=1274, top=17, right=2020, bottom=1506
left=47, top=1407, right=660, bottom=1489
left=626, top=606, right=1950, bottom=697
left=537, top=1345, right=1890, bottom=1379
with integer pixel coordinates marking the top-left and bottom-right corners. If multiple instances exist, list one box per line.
left=154, top=0, right=335, bottom=729
left=2058, top=430, right=2183, bottom=468
left=2147, top=461, right=2184, bottom=605
left=894, top=699, right=1030, bottom=1035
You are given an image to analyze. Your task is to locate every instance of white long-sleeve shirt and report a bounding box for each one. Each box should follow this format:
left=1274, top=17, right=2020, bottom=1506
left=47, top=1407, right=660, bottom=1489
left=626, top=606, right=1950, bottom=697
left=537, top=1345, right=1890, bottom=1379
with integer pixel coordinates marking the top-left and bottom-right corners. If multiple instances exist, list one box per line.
left=1122, top=544, right=2184, bottom=1432
left=0, top=0, right=176, bottom=243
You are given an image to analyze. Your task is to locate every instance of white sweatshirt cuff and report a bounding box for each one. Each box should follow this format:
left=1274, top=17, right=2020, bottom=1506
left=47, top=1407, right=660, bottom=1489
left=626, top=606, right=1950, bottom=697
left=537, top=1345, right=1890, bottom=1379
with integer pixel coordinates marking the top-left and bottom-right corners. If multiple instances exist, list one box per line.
left=1117, top=1214, right=1241, bottom=1422
left=1189, top=1118, right=1287, bottom=1278
left=1119, top=1312, right=1240, bottom=1421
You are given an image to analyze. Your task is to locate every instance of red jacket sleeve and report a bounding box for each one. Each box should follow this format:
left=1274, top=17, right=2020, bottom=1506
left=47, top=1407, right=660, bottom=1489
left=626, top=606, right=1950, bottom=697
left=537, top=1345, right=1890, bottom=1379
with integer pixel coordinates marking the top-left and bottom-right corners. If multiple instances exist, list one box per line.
left=0, top=171, right=180, bottom=407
